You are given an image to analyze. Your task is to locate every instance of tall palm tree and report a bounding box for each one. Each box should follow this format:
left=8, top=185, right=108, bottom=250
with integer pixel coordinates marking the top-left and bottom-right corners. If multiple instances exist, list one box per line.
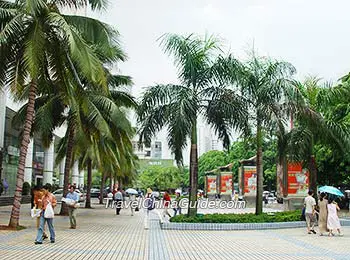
left=0, top=0, right=108, bottom=227
left=286, top=78, right=350, bottom=195
left=232, top=54, right=296, bottom=215
left=138, top=34, right=248, bottom=216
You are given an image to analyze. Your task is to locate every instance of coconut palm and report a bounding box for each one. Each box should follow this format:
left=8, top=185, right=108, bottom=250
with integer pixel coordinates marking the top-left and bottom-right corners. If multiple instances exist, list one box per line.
left=138, top=34, right=248, bottom=216
left=231, top=53, right=296, bottom=215
left=0, top=0, right=110, bottom=227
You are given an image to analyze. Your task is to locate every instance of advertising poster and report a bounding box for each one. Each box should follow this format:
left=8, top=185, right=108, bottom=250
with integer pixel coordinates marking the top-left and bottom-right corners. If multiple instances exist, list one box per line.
left=220, top=173, right=233, bottom=195
left=287, top=162, right=309, bottom=196
left=244, top=166, right=257, bottom=195
left=206, top=175, right=217, bottom=195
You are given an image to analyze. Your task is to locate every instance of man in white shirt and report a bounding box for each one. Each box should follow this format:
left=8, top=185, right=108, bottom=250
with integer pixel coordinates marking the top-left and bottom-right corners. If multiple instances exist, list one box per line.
left=114, top=188, right=123, bottom=215
left=304, top=190, right=317, bottom=234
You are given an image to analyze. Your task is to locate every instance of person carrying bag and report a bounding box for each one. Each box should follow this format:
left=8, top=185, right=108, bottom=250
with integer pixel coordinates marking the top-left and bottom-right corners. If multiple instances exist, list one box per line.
left=34, top=189, right=57, bottom=244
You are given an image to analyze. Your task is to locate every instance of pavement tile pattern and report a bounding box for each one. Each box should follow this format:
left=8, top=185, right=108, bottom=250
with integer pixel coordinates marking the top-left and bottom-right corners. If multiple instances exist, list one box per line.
left=1, top=201, right=350, bottom=260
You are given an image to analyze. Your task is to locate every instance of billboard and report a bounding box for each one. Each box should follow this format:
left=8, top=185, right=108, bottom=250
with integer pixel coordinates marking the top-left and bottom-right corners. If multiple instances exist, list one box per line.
left=287, top=162, right=309, bottom=196
left=244, top=166, right=257, bottom=195
left=220, top=173, right=233, bottom=195
left=206, top=175, right=217, bottom=195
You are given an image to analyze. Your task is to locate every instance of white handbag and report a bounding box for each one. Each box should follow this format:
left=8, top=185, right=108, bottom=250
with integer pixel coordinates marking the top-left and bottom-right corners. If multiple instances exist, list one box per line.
left=44, top=202, right=55, bottom=218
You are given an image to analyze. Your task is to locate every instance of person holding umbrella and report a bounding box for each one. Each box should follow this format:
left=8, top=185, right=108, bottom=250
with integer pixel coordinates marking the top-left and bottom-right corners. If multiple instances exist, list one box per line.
left=327, top=195, right=343, bottom=236
left=318, top=185, right=344, bottom=236
left=125, top=188, right=138, bottom=216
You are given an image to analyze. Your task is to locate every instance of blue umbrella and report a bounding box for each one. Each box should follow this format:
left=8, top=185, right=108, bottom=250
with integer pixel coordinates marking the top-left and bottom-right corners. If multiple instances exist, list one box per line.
left=318, top=186, right=344, bottom=197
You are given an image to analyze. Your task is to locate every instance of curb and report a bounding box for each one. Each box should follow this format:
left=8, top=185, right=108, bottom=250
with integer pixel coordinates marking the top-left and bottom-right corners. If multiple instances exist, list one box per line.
left=161, top=219, right=350, bottom=231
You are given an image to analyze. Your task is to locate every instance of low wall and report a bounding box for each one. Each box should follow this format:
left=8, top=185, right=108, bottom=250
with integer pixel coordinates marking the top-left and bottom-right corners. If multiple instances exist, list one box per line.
left=0, top=195, right=31, bottom=206
left=162, top=219, right=350, bottom=231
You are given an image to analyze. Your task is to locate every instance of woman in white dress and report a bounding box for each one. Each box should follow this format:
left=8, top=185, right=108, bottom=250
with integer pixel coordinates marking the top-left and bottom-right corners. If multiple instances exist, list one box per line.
left=327, top=197, right=342, bottom=236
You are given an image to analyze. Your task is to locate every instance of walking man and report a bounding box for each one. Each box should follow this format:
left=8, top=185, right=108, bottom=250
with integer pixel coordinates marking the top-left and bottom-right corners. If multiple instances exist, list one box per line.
left=115, top=188, right=123, bottom=215
left=66, top=185, right=79, bottom=229
left=304, top=190, right=317, bottom=234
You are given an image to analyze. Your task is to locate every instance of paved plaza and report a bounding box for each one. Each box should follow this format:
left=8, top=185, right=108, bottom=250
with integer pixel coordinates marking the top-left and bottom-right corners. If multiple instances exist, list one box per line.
left=1, top=201, right=350, bottom=260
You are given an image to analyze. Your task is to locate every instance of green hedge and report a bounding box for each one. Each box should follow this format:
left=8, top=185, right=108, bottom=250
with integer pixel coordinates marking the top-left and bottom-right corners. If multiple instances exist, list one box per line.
left=170, top=210, right=301, bottom=223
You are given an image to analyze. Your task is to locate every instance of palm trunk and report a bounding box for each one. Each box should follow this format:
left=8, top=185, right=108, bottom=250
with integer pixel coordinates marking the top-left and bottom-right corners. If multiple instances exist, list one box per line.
left=308, top=155, right=317, bottom=199
left=277, top=155, right=288, bottom=198
left=99, top=173, right=106, bottom=204
left=59, top=125, right=75, bottom=215
left=188, top=120, right=198, bottom=217
left=9, top=81, right=37, bottom=228
left=110, top=172, right=113, bottom=191
left=255, top=122, right=263, bottom=215
left=85, top=158, right=92, bottom=208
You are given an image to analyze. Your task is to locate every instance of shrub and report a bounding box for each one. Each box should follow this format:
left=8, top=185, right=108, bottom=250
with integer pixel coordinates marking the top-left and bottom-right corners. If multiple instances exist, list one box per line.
left=170, top=210, right=301, bottom=223
left=22, top=182, right=31, bottom=195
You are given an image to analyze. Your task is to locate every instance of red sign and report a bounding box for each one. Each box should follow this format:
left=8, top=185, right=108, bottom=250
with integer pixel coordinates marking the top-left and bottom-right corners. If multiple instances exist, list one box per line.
left=220, top=173, right=233, bottom=194
left=287, top=162, right=309, bottom=196
left=206, top=175, right=217, bottom=195
left=244, top=166, right=257, bottom=195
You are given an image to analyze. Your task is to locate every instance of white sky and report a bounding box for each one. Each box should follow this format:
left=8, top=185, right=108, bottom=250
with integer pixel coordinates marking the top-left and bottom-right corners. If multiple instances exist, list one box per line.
left=90, top=0, right=350, bottom=97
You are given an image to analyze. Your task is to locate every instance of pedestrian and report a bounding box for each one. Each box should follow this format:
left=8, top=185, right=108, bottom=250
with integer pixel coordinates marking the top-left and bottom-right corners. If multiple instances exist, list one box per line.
left=162, top=191, right=172, bottom=219
left=66, top=185, right=79, bottom=229
left=318, top=192, right=328, bottom=236
left=304, top=190, right=317, bottom=234
left=33, top=185, right=48, bottom=240
left=2, top=178, right=8, bottom=195
left=173, top=191, right=182, bottom=216
left=115, top=188, right=123, bottom=215
left=107, top=191, right=114, bottom=208
left=327, top=196, right=343, bottom=236
left=144, top=188, right=156, bottom=229
left=129, top=193, right=137, bottom=216
left=34, top=188, right=57, bottom=244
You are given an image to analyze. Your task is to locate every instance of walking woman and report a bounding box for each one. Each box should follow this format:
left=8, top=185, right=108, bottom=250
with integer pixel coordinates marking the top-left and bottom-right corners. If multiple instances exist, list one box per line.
left=318, top=192, right=328, bottom=236
left=327, top=196, right=343, bottom=236
left=34, top=188, right=57, bottom=244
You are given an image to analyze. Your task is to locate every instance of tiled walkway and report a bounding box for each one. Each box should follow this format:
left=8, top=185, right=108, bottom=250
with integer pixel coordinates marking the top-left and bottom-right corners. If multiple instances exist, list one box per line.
left=1, top=201, right=350, bottom=259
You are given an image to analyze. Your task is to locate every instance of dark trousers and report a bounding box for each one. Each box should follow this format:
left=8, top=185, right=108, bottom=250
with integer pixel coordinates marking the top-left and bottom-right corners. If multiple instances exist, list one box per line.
left=115, top=199, right=122, bottom=215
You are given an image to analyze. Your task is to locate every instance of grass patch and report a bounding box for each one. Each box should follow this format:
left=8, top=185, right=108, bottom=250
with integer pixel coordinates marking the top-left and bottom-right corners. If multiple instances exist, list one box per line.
left=170, top=210, right=302, bottom=223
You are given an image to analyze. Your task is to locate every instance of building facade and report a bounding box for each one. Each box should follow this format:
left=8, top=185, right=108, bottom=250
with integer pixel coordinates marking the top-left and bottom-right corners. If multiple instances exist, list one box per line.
left=0, top=91, right=84, bottom=196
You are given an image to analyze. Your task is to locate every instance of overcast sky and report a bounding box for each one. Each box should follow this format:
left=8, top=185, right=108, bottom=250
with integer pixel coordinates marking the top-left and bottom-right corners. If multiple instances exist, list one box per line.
left=90, top=0, right=350, bottom=97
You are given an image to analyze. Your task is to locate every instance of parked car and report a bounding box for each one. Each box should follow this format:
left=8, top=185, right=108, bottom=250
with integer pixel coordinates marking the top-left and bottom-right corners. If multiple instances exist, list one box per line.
left=267, top=193, right=276, bottom=203
left=53, top=189, right=85, bottom=202
left=90, top=188, right=101, bottom=198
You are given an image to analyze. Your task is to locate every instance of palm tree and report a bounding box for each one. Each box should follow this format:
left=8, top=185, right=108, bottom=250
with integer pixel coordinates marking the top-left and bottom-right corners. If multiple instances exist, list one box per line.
left=0, top=0, right=108, bottom=227
left=286, top=78, right=350, bottom=195
left=138, top=34, right=248, bottom=216
left=232, top=54, right=296, bottom=215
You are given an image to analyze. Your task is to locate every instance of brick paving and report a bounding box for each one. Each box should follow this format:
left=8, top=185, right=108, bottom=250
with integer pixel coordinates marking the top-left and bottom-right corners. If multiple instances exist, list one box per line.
left=0, top=200, right=350, bottom=259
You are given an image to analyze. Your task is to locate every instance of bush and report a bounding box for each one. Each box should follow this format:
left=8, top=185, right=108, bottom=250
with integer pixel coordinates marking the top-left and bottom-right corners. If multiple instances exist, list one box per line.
left=170, top=210, right=301, bottom=223
left=22, top=182, right=31, bottom=196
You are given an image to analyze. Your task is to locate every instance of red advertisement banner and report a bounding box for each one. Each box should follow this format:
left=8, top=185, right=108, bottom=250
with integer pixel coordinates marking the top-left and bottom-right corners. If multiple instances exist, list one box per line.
left=287, top=162, right=309, bottom=196
left=220, top=173, right=233, bottom=194
left=206, top=175, right=217, bottom=195
left=244, top=166, right=256, bottom=195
